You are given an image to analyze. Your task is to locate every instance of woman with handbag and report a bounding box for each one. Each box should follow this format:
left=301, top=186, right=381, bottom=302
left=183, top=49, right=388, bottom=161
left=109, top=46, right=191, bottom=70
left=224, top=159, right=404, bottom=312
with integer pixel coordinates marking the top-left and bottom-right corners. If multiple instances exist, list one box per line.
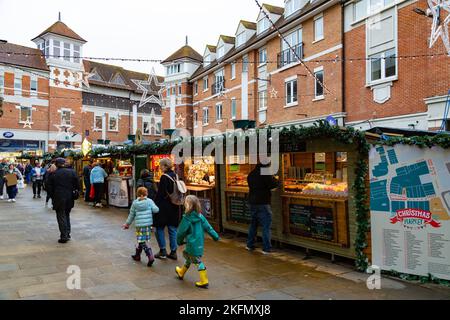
left=4, top=164, right=22, bottom=203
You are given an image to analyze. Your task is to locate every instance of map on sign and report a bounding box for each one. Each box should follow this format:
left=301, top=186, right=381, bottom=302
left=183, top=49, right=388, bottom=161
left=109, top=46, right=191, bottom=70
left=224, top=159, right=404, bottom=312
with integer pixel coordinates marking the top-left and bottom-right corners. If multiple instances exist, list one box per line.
left=369, top=144, right=450, bottom=280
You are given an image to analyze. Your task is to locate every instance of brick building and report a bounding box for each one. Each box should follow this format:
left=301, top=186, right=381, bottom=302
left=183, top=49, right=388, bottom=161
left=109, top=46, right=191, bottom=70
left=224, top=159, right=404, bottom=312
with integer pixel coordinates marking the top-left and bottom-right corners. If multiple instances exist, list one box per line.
left=0, top=18, right=163, bottom=159
left=161, top=0, right=449, bottom=136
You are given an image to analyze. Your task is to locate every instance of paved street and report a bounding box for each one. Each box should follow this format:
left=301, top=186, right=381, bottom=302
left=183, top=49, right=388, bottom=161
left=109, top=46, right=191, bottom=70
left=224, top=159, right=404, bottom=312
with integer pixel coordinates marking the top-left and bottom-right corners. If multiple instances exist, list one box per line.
left=0, top=186, right=449, bottom=300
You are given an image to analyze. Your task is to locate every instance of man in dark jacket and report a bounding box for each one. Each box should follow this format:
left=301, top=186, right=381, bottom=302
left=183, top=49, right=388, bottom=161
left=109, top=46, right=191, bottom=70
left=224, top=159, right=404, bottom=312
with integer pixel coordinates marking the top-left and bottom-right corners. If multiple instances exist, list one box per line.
left=82, top=160, right=93, bottom=202
left=136, top=169, right=156, bottom=200
left=246, top=163, right=278, bottom=254
left=47, top=158, right=80, bottom=243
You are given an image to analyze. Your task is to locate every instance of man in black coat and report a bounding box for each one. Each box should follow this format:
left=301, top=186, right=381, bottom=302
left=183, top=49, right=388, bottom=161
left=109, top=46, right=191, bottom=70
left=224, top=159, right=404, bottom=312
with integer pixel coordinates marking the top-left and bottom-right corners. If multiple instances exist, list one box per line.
left=47, top=158, right=80, bottom=243
left=82, top=160, right=93, bottom=202
left=246, top=163, right=279, bottom=254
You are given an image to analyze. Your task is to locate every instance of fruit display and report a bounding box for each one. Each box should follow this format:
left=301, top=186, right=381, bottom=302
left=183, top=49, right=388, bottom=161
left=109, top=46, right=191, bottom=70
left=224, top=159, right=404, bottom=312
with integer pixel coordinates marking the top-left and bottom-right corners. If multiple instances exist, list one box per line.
left=185, top=157, right=215, bottom=186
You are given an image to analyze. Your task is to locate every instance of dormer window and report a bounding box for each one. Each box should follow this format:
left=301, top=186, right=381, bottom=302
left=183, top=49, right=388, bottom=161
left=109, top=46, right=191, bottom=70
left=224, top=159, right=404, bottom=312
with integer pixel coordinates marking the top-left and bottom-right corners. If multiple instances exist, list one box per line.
left=285, top=0, right=301, bottom=17
left=217, top=45, right=225, bottom=59
left=91, top=70, right=103, bottom=81
left=53, top=40, right=61, bottom=58
left=257, top=17, right=270, bottom=35
left=167, top=63, right=182, bottom=75
left=204, top=54, right=211, bottom=67
left=111, top=73, right=126, bottom=86
left=236, top=31, right=246, bottom=47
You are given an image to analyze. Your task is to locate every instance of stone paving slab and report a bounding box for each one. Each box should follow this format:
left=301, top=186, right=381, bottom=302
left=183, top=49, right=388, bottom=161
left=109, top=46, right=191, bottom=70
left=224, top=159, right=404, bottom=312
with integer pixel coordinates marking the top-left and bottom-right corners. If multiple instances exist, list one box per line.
left=0, top=186, right=449, bottom=300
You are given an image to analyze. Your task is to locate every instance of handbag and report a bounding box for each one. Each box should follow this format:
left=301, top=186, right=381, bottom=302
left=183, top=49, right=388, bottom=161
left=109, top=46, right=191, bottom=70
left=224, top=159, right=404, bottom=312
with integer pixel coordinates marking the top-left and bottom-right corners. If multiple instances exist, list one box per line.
left=89, top=186, right=95, bottom=199
left=17, top=179, right=25, bottom=189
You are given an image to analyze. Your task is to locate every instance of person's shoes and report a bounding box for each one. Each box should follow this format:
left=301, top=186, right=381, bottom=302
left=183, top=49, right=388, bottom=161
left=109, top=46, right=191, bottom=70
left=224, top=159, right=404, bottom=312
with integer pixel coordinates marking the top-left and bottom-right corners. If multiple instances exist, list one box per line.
left=38, top=195, right=41, bottom=199
left=144, top=247, right=155, bottom=267
left=33, top=195, right=36, bottom=199
left=95, top=203, right=103, bottom=208
left=246, top=246, right=255, bottom=252
left=58, top=239, right=69, bottom=244
left=175, top=265, right=189, bottom=280
left=262, top=249, right=272, bottom=255
left=7, top=199, right=12, bottom=203
left=195, top=269, right=209, bottom=289
left=155, top=249, right=167, bottom=259
left=132, top=246, right=143, bottom=262
left=12, top=199, right=16, bottom=203
left=0, top=195, right=3, bottom=200
left=167, top=251, right=178, bottom=260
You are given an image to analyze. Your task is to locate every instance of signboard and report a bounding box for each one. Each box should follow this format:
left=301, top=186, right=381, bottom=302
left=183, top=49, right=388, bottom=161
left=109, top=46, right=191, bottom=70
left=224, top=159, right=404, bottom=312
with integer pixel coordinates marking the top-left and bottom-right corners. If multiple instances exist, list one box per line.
left=289, top=204, right=312, bottom=237
left=108, top=178, right=129, bottom=208
left=280, top=135, right=306, bottom=153
left=199, top=198, right=212, bottom=218
left=3, top=132, right=14, bottom=139
left=0, top=139, right=40, bottom=151
left=229, top=196, right=252, bottom=223
left=310, top=207, right=334, bottom=241
left=370, top=145, right=450, bottom=280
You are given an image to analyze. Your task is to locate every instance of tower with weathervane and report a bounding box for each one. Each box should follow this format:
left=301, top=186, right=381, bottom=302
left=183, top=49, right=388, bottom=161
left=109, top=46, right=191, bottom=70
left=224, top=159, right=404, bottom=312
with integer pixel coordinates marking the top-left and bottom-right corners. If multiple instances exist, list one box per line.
left=161, top=37, right=203, bottom=135
left=32, top=14, right=86, bottom=151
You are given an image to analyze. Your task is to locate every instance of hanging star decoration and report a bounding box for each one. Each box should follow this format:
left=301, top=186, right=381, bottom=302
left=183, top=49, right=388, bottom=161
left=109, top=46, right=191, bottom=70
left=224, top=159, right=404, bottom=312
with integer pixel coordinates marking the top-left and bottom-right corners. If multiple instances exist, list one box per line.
left=176, top=113, right=186, bottom=127
left=217, top=81, right=228, bottom=99
left=77, top=71, right=95, bottom=89
left=54, top=124, right=74, bottom=139
left=22, top=116, right=32, bottom=129
left=270, top=87, right=278, bottom=99
left=428, top=0, right=450, bottom=55
left=132, top=68, right=165, bottom=108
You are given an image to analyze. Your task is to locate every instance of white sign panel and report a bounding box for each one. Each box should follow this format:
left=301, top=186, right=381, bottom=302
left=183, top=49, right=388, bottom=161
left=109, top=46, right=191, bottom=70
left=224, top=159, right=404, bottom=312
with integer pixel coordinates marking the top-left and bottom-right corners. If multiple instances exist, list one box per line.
left=370, top=144, right=450, bottom=280
left=108, top=178, right=129, bottom=208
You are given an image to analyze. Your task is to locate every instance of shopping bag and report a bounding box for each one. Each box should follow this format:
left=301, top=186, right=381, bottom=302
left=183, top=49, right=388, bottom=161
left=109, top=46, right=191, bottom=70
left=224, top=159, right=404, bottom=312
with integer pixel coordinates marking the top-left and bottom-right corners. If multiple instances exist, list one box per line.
left=17, top=179, right=25, bottom=189
left=89, top=185, right=95, bottom=199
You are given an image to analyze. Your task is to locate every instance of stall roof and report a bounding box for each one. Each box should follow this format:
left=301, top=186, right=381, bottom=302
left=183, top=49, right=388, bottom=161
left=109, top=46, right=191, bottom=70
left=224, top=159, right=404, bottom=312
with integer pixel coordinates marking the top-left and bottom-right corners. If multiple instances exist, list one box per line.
left=365, top=127, right=441, bottom=138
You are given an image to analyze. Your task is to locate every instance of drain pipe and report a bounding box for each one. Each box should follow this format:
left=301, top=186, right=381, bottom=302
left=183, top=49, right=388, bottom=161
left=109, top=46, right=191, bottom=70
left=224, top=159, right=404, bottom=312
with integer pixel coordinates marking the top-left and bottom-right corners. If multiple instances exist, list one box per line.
left=341, top=0, right=346, bottom=126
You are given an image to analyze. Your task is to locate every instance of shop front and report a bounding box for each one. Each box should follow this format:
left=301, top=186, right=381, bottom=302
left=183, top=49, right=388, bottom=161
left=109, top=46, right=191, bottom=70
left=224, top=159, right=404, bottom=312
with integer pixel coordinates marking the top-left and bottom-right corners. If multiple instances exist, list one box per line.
left=183, top=156, right=220, bottom=229
left=0, top=139, right=45, bottom=162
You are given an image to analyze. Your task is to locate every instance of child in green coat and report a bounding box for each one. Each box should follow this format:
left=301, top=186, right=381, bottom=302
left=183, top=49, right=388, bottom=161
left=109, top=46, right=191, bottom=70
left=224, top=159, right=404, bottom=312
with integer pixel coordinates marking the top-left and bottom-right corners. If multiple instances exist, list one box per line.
left=175, top=195, right=219, bottom=288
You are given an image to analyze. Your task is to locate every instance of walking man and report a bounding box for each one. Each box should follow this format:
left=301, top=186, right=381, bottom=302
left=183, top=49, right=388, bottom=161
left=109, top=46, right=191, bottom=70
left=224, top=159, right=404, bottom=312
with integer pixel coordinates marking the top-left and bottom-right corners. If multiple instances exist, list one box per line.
left=47, top=158, right=80, bottom=243
left=246, top=163, right=278, bottom=254
left=82, top=160, right=93, bottom=203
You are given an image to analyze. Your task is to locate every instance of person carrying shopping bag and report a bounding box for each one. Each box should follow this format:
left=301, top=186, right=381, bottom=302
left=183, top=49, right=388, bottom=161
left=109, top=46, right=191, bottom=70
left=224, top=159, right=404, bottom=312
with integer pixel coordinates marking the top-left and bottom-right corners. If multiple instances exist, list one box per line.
left=4, top=164, right=22, bottom=203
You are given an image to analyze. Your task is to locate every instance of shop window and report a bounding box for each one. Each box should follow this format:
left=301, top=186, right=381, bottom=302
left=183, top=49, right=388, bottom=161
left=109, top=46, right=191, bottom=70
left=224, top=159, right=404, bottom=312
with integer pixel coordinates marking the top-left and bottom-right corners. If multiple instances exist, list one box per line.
left=184, top=156, right=216, bottom=186
left=109, top=114, right=118, bottom=131
left=285, top=78, right=298, bottom=106
left=20, top=106, right=32, bottom=122
left=61, top=110, right=71, bottom=125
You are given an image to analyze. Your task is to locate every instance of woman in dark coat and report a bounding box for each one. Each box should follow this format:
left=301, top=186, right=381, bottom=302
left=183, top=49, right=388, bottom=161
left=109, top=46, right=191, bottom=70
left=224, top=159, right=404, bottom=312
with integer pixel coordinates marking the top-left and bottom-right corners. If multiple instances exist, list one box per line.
left=154, top=158, right=181, bottom=260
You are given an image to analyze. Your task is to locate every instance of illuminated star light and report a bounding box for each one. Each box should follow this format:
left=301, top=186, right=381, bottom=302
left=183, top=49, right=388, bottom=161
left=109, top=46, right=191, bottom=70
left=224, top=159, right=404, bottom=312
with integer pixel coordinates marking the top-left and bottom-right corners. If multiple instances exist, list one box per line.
left=428, top=0, right=450, bottom=55
left=23, top=116, right=32, bottom=129
left=270, top=87, right=278, bottom=99
left=132, top=68, right=164, bottom=108
left=176, top=113, right=186, bottom=127
left=77, top=71, right=95, bottom=89
left=54, top=124, right=74, bottom=139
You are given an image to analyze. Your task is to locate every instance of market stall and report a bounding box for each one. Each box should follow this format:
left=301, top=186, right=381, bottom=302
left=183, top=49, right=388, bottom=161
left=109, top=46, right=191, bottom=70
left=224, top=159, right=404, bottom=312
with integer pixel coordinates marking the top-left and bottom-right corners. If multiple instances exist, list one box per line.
left=183, top=156, right=220, bottom=229
left=106, top=159, right=133, bottom=208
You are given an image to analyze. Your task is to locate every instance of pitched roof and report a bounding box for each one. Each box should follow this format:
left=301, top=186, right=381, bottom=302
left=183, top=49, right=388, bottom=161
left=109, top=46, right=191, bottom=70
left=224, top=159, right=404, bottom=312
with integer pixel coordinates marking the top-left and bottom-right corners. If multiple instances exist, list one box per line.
left=262, top=3, right=284, bottom=15
left=82, top=60, right=163, bottom=93
left=206, top=45, right=217, bottom=53
left=219, top=35, right=236, bottom=45
left=32, top=21, right=86, bottom=42
left=240, top=20, right=257, bottom=30
left=0, top=42, right=49, bottom=71
left=161, top=45, right=203, bottom=64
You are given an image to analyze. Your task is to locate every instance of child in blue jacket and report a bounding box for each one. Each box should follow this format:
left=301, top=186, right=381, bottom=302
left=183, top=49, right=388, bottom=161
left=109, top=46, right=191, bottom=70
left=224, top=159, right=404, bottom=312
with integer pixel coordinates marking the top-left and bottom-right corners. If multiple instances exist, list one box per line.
left=123, top=187, right=159, bottom=267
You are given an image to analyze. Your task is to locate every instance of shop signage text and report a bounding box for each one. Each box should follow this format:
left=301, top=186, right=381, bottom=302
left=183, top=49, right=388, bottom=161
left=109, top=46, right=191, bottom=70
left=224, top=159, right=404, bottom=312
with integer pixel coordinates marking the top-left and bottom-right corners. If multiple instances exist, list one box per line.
left=3, top=132, right=14, bottom=139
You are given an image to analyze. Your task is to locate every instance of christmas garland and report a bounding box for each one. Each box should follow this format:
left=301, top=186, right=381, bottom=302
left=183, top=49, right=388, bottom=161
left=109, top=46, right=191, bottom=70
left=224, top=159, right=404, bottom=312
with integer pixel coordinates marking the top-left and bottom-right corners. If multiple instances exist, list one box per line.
left=375, top=133, right=450, bottom=149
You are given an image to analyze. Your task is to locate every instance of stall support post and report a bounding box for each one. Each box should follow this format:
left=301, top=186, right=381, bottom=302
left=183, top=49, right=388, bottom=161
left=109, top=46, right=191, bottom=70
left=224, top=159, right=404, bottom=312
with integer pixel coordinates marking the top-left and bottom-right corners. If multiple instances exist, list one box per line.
left=132, top=154, right=136, bottom=201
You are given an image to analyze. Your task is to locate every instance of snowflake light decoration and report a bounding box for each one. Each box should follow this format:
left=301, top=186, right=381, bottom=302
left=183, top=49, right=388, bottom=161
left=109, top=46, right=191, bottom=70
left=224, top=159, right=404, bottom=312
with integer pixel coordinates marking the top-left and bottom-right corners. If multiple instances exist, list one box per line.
left=428, top=0, right=450, bottom=55
left=270, top=87, right=278, bottom=99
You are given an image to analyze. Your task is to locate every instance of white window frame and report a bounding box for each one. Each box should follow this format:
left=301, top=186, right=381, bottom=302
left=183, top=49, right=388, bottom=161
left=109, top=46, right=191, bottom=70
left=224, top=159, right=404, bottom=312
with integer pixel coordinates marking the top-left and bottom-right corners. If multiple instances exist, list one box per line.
left=193, top=110, right=198, bottom=128
left=155, top=120, right=162, bottom=136
left=203, top=76, right=209, bottom=92
left=53, top=40, right=61, bottom=58
left=30, top=78, right=38, bottom=96
left=14, top=77, right=22, bottom=95
left=259, top=48, right=267, bottom=66
left=19, top=106, right=32, bottom=123
left=313, top=14, right=324, bottom=42
left=314, top=66, right=325, bottom=100
left=204, top=54, right=211, bottom=67
left=61, top=109, right=72, bottom=126
left=217, top=45, right=225, bottom=59
left=242, top=55, right=249, bottom=73
left=231, top=62, right=236, bottom=80
left=285, top=0, right=301, bottom=18
left=215, top=103, right=223, bottom=123
left=368, top=48, right=397, bottom=85
left=108, top=113, right=119, bottom=132
left=94, top=114, right=104, bottom=131
left=0, top=73, right=4, bottom=94
left=257, top=17, right=270, bottom=35
left=231, top=98, right=237, bottom=120
left=73, top=44, right=80, bottom=63
left=202, top=107, right=209, bottom=126
left=258, top=90, right=268, bottom=111
left=63, top=43, right=71, bottom=62
left=142, top=117, right=151, bottom=135
left=178, top=84, right=182, bottom=96
left=285, top=76, right=298, bottom=107
left=236, top=31, right=246, bottom=47
left=353, top=0, right=368, bottom=23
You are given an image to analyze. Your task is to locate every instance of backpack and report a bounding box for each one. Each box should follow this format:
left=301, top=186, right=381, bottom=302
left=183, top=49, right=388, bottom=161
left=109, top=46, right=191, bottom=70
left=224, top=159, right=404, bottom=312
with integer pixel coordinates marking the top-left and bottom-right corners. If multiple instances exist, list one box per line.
left=163, top=173, right=187, bottom=206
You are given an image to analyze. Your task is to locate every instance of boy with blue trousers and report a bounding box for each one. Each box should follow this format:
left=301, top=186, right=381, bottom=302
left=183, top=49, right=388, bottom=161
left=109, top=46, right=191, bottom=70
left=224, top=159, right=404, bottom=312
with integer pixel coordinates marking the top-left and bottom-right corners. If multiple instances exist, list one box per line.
left=123, top=187, right=159, bottom=267
left=175, top=195, right=220, bottom=288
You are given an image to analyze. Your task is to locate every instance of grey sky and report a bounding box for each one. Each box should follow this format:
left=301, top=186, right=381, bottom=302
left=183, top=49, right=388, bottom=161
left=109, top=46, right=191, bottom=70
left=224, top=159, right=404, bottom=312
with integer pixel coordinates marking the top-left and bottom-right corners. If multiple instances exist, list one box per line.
left=0, top=0, right=284, bottom=75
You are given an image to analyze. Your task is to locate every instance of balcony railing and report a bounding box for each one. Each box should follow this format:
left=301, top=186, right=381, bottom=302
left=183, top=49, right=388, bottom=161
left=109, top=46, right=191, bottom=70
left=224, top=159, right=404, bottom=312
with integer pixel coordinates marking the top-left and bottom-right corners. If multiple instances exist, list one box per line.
left=212, top=80, right=226, bottom=95
left=277, top=43, right=304, bottom=68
